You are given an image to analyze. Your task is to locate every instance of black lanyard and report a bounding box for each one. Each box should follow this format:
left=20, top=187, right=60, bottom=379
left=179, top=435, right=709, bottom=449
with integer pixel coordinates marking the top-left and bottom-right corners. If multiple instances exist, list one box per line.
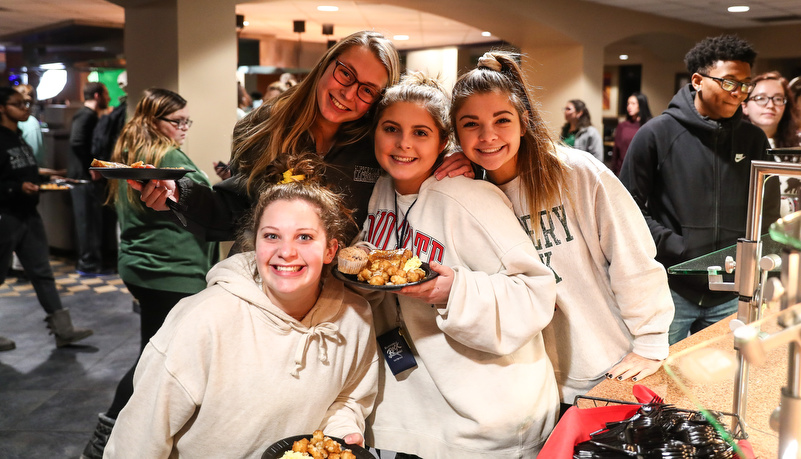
left=394, top=193, right=418, bottom=250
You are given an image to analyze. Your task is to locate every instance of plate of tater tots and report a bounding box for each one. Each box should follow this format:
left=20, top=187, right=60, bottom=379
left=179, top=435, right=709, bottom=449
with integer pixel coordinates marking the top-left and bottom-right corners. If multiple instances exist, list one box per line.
left=333, top=247, right=438, bottom=291
left=262, top=430, right=372, bottom=459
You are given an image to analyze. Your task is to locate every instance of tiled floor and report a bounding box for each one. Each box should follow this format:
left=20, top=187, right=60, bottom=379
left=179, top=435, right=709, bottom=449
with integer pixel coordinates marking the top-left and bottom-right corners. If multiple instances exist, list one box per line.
left=0, top=256, right=140, bottom=459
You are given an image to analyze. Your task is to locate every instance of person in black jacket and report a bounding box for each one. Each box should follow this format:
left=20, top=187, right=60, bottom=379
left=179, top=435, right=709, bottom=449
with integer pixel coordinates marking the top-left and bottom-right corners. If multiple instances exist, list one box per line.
left=69, top=82, right=111, bottom=276
left=0, top=87, right=93, bottom=350
left=620, top=35, right=781, bottom=345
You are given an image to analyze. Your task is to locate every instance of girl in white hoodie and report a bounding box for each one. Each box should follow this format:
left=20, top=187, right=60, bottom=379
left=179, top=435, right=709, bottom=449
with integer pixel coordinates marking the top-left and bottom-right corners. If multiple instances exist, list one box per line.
left=361, top=72, right=559, bottom=458
left=105, top=154, right=379, bottom=458
left=450, top=51, right=674, bottom=407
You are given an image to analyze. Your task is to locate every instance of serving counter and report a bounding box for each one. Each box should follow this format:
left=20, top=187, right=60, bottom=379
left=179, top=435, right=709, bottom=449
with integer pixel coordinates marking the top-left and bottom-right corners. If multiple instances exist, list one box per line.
left=585, top=312, right=785, bottom=458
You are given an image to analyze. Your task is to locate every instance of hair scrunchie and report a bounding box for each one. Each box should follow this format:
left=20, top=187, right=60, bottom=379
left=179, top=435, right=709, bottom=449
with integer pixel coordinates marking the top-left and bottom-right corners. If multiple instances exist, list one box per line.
left=477, top=53, right=502, bottom=72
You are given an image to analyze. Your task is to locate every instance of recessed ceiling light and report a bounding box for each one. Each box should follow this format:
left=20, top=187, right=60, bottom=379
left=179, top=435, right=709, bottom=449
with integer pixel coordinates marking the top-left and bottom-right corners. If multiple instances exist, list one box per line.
left=619, top=54, right=629, bottom=60
left=728, top=5, right=750, bottom=12
left=482, top=31, right=492, bottom=37
left=242, top=20, right=249, bottom=26
left=317, top=6, right=338, bottom=12
left=393, top=35, right=410, bottom=41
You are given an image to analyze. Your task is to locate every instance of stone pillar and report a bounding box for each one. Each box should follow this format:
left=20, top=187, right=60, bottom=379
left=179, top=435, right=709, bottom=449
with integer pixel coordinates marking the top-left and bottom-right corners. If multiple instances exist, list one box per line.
left=115, top=0, right=238, bottom=181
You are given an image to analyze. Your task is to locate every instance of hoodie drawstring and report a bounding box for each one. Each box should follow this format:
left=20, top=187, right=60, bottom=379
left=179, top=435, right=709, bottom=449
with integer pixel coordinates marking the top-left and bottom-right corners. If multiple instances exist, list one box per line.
left=289, top=322, right=339, bottom=377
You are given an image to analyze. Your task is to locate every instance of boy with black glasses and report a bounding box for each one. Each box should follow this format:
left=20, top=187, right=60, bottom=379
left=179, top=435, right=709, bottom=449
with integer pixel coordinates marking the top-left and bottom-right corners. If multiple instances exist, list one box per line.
left=620, top=34, right=781, bottom=345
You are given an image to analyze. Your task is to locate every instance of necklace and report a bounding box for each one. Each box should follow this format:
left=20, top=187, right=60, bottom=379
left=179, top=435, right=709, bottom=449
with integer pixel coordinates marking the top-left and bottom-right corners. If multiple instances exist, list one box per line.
left=394, top=192, right=418, bottom=249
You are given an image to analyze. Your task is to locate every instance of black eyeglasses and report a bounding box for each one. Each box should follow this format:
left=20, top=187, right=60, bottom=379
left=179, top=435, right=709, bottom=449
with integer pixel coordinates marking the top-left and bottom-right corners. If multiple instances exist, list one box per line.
left=747, top=95, right=787, bottom=107
left=697, top=73, right=755, bottom=95
left=332, top=60, right=381, bottom=104
left=5, top=100, right=32, bottom=109
left=158, top=117, right=193, bottom=129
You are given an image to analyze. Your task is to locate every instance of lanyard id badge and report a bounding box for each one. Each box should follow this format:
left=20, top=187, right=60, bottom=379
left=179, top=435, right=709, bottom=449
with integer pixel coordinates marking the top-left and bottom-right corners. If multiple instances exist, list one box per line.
left=377, top=298, right=417, bottom=375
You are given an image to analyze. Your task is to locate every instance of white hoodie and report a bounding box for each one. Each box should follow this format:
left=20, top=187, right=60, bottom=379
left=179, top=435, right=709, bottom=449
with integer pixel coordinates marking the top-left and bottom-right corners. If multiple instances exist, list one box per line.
left=362, top=174, right=559, bottom=458
left=105, top=252, right=378, bottom=459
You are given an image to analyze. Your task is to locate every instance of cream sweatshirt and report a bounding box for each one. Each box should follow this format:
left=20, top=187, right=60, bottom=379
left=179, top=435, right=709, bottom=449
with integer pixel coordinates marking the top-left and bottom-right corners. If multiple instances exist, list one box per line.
left=497, top=146, right=673, bottom=403
left=361, top=175, right=559, bottom=458
left=105, top=252, right=379, bottom=458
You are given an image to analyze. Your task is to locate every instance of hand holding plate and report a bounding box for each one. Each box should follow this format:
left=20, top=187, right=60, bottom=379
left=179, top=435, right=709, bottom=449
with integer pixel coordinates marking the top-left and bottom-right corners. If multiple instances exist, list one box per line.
left=397, top=261, right=454, bottom=305
left=129, top=179, right=178, bottom=211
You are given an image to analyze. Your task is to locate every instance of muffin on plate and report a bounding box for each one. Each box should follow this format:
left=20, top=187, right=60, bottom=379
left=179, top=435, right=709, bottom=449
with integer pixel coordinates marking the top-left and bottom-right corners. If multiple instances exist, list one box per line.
left=337, top=246, right=368, bottom=274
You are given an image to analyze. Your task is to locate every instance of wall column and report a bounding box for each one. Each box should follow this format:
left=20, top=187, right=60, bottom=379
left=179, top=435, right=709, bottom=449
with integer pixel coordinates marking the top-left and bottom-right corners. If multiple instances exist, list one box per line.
left=118, top=0, right=238, bottom=180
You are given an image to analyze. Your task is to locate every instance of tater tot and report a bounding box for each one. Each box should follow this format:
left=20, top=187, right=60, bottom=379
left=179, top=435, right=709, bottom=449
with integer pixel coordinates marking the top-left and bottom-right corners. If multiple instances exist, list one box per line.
left=390, top=275, right=407, bottom=284
left=369, top=275, right=386, bottom=285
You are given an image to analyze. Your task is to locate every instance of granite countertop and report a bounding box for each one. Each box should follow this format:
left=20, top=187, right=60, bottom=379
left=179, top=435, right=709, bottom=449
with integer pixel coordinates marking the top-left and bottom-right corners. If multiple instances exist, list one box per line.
left=584, top=312, right=787, bottom=458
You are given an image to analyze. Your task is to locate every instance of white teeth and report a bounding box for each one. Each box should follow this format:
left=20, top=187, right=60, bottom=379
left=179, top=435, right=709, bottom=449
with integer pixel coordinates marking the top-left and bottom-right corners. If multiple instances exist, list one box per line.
left=331, top=96, right=347, bottom=111
left=479, top=146, right=503, bottom=154
left=392, top=156, right=415, bottom=163
left=275, top=266, right=301, bottom=272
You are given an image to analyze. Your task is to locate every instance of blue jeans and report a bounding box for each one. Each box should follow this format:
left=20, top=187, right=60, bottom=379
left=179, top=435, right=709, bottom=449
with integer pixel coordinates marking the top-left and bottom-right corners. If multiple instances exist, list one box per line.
left=668, top=290, right=738, bottom=345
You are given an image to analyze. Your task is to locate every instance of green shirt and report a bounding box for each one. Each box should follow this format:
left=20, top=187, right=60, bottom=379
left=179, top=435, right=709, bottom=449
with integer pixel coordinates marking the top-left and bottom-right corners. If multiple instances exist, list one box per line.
left=116, top=148, right=218, bottom=294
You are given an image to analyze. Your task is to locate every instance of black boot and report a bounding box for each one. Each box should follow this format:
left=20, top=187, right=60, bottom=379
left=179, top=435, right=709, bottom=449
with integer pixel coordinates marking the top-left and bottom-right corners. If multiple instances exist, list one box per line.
left=81, top=413, right=115, bottom=459
left=44, top=309, right=93, bottom=347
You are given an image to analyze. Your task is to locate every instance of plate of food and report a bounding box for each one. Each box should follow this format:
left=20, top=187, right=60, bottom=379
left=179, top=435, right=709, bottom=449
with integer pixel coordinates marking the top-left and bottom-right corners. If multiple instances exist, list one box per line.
left=38, top=181, right=73, bottom=191
left=332, top=247, right=438, bottom=291
left=89, top=158, right=194, bottom=181
left=262, top=431, right=372, bottom=459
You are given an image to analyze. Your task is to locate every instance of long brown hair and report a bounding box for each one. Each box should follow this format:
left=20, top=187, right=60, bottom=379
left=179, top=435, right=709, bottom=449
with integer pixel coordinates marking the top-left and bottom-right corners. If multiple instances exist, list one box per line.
left=108, top=88, right=187, bottom=207
left=450, top=51, right=568, bottom=227
left=231, top=31, right=400, bottom=195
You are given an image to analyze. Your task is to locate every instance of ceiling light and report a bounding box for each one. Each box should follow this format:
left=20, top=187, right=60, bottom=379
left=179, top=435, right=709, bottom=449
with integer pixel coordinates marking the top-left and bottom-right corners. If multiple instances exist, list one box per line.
left=393, top=35, right=410, bottom=41
left=619, top=54, right=629, bottom=60
left=317, top=6, right=338, bottom=12
left=728, top=5, right=750, bottom=12
left=243, top=21, right=249, bottom=26
left=482, top=31, right=492, bottom=37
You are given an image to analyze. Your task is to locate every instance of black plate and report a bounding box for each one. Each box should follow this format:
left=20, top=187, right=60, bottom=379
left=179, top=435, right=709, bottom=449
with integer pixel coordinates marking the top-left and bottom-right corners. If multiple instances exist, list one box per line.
left=89, top=167, right=194, bottom=181
left=332, top=262, right=438, bottom=291
left=261, top=434, right=373, bottom=459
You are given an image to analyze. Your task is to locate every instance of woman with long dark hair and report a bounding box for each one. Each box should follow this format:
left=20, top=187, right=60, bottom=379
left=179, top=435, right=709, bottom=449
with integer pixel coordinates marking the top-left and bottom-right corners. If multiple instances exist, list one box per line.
left=560, top=99, right=604, bottom=162
left=611, top=92, right=652, bottom=175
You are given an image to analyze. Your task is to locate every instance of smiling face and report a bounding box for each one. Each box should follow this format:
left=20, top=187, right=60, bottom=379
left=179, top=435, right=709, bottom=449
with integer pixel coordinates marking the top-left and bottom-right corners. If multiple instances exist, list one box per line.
left=315, top=45, right=389, bottom=130
left=255, top=199, right=337, bottom=319
left=742, top=78, right=786, bottom=138
left=155, top=106, right=190, bottom=145
left=374, top=101, right=446, bottom=195
left=692, top=60, right=752, bottom=120
left=454, top=90, right=524, bottom=185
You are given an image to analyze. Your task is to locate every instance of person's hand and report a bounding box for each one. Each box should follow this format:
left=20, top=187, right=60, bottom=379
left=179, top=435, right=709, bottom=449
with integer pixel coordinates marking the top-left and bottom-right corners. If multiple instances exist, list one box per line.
left=213, top=161, right=232, bottom=180
left=89, top=169, right=103, bottom=181
left=605, top=352, right=663, bottom=382
left=128, top=179, right=178, bottom=211
left=22, top=181, right=39, bottom=195
left=434, top=150, right=475, bottom=180
left=397, top=261, right=454, bottom=305
left=342, top=432, right=364, bottom=447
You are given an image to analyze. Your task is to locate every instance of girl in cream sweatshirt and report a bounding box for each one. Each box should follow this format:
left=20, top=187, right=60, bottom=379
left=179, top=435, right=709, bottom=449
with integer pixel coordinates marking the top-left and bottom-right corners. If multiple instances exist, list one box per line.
left=106, top=155, right=378, bottom=458
left=360, top=71, right=559, bottom=458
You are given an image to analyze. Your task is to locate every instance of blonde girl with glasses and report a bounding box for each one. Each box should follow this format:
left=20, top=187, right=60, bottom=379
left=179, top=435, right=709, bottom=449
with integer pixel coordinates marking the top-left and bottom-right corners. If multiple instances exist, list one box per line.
left=82, top=88, right=218, bottom=459
left=131, top=31, right=474, bottom=246
left=742, top=71, right=801, bottom=149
